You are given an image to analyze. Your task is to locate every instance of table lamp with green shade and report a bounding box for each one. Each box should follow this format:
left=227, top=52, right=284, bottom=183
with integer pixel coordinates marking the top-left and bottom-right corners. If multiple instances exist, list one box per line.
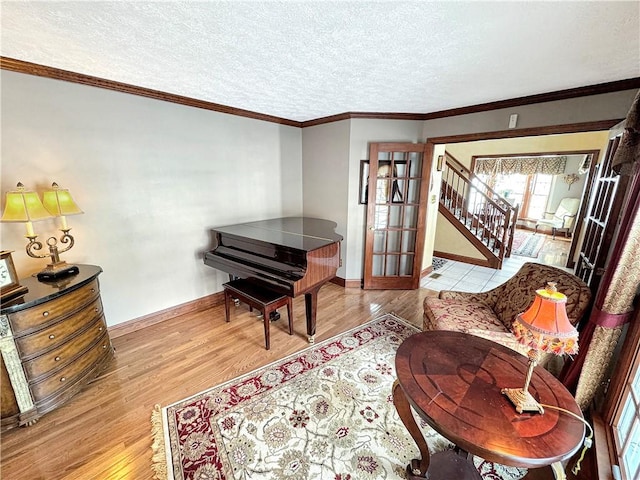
left=1, top=182, right=83, bottom=281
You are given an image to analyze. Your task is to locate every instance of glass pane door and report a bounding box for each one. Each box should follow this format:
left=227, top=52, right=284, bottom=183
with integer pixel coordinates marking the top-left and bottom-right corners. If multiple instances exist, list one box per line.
left=364, top=143, right=430, bottom=289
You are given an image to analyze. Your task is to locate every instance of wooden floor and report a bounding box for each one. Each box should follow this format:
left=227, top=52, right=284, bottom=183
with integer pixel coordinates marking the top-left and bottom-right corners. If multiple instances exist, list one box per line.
left=0, top=283, right=580, bottom=480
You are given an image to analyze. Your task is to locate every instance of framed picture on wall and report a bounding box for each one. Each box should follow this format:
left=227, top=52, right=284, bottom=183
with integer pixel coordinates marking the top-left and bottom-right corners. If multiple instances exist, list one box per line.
left=359, top=160, right=369, bottom=204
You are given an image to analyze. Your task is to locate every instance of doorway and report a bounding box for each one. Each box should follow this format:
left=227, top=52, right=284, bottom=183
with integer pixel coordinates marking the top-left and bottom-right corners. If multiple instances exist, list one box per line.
left=363, top=142, right=432, bottom=289
left=468, top=150, right=599, bottom=269
left=427, top=121, right=616, bottom=272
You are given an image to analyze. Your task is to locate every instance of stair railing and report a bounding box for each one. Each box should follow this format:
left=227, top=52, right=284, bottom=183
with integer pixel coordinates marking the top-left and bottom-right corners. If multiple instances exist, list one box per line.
left=440, top=153, right=519, bottom=259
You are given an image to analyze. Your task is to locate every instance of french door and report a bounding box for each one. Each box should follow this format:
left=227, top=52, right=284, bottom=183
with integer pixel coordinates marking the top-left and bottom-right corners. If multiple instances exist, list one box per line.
left=363, top=143, right=431, bottom=289
left=575, top=124, right=629, bottom=294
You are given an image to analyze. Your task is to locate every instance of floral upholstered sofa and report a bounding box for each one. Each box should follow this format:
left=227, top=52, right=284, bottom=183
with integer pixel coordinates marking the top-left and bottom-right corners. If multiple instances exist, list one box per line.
left=423, top=262, right=591, bottom=357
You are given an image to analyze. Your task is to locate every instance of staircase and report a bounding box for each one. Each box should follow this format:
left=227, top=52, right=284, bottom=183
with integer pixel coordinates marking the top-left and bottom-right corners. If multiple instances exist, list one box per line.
left=438, top=152, right=519, bottom=268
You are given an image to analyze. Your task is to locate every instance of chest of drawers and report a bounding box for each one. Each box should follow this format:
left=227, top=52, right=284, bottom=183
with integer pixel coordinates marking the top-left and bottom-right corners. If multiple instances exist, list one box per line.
left=0, top=265, right=113, bottom=430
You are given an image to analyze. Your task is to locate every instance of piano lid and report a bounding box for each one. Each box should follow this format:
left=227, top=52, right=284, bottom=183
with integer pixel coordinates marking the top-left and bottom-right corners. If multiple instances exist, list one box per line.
left=213, top=217, right=342, bottom=252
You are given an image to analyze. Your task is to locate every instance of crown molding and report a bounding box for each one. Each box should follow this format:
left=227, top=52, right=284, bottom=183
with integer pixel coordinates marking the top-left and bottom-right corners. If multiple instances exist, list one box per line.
left=0, top=57, right=303, bottom=127
left=427, top=119, right=624, bottom=145
left=302, top=79, right=640, bottom=127
left=416, top=78, right=640, bottom=122
left=2, top=56, right=638, bottom=128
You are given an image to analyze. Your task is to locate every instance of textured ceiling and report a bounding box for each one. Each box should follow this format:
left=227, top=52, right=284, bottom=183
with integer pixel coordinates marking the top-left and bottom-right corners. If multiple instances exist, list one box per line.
left=2, top=1, right=639, bottom=122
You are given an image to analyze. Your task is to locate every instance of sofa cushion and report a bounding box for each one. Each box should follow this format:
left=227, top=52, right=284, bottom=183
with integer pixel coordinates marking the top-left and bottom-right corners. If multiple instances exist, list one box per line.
left=423, top=297, right=506, bottom=333
left=491, top=263, right=591, bottom=330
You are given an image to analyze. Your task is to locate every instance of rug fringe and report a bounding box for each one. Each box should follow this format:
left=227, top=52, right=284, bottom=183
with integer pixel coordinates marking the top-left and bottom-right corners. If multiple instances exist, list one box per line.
left=151, top=404, right=168, bottom=480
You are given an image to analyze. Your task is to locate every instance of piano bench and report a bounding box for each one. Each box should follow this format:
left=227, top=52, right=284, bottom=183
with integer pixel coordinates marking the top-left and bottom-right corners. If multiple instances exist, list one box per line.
left=222, top=279, right=293, bottom=350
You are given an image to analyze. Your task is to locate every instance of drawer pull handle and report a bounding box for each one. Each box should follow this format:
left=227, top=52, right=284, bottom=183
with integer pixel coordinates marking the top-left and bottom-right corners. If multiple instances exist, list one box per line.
left=95, top=308, right=99, bottom=312
left=55, top=356, right=61, bottom=362
left=60, top=377, right=66, bottom=382
left=91, top=288, right=95, bottom=292
left=103, top=344, right=107, bottom=349
left=43, top=311, right=50, bottom=317
left=99, top=326, right=103, bottom=331
left=49, top=334, right=55, bottom=340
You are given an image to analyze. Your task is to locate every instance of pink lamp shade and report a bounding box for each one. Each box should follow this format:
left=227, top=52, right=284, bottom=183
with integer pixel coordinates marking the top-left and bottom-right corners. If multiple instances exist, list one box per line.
left=512, top=282, right=579, bottom=356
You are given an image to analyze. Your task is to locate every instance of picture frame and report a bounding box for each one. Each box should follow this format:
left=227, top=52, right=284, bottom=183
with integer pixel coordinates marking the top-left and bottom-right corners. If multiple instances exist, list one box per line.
left=0, top=250, right=28, bottom=302
left=359, top=160, right=370, bottom=204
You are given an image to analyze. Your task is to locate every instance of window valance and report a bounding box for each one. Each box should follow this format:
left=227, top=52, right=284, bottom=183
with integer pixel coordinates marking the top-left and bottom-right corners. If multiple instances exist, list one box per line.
left=474, top=156, right=567, bottom=175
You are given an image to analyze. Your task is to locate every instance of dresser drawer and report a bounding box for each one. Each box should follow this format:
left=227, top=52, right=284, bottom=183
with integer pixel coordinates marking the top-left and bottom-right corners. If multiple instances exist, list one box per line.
left=15, top=298, right=103, bottom=359
left=0, top=265, right=110, bottom=432
left=8, top=279, right=100, bottom=334
left=22, top=316, right=108, bottom=381
left=30, top=332, right=111, bottom=404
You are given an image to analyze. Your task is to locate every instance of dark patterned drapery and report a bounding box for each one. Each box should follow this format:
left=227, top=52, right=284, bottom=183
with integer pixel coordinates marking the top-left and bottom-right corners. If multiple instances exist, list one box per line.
left=561, top=91, right=640, bottom=410
left=612, top=92, right=640, bottom=175
left=474, top=156, right=567, bottom=175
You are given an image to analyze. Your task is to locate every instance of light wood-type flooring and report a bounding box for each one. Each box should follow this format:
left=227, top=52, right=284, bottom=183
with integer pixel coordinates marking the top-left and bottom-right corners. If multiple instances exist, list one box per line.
left=1, top=283, right=578, bottom=479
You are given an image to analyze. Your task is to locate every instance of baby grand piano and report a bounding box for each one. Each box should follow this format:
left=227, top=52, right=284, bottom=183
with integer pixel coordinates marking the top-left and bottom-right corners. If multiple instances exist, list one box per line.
left=204, top=217, right=342, bottom=343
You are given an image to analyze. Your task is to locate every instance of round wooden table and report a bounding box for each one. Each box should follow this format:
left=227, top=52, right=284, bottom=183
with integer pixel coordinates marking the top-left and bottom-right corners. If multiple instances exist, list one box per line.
left=393, top=331, right=585, bottom=480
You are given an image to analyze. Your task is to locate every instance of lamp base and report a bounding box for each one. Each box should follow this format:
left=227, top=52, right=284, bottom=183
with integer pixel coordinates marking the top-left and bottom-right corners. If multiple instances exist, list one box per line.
left=501, top=387, right=545, bottom=414
left=37, top=261, right=80, bottom=281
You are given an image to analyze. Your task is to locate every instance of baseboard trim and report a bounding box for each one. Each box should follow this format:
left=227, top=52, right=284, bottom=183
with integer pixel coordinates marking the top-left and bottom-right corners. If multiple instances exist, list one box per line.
left=108, top=291, right=225, bottom=338
left=433, top=251, right=493, bottom=268
left=109, top=279, right=355, bottom=338
left=330, top=276, right=361, bottom=288
left=421, top=266, right=434, bottom=279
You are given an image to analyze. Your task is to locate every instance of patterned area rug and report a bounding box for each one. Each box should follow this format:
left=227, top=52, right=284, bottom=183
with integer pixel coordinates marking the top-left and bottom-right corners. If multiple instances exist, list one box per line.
left=512, top=230, right=546, bottom=258
left=151, top=314, right=527, bottom=480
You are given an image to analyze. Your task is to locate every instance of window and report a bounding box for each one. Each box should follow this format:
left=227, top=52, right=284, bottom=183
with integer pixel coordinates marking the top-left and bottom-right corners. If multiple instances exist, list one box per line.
left=477, top=173, right=552, bottom=219
left=528, top=174, right=553, bottom=219
left=615, top=371, right=640, bottom=479
left=610, top=327, right=640, bottom=480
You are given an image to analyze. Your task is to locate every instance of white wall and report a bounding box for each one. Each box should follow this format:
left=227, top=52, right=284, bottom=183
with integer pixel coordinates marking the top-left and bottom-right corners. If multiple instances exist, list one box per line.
left=301, top=120, right=351, bottom=278
left=302, top=118, right=425, bottom=281
left=1, top=71, right=303, bottom=326
left=300, top=88, right=637, bottom=283
left=2, top=70, right=637, bottom=326
left=345, top=119, right=424, bottom=281
left=547, top=155, right=588, bottom=213
left=422, top=90, right=637, bottom=138
left=422, top=144, right=445, bottom=270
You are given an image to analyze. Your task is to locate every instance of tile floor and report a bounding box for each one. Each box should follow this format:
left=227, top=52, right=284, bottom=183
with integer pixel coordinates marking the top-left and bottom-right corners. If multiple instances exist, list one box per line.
left=422, top=231, right=573, bottom=293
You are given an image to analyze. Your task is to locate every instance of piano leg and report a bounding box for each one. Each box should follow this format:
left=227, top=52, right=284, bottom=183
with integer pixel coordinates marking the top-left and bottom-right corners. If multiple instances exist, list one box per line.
left=304, top=288, right=319, bottom=344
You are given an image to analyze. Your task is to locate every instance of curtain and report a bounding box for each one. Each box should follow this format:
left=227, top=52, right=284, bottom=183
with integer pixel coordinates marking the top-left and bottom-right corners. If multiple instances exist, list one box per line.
left=612, top=91, right=640, bottom=175
left=561, top=91, right=640, bottom=410
left=474, top=156, right=567, bottom=175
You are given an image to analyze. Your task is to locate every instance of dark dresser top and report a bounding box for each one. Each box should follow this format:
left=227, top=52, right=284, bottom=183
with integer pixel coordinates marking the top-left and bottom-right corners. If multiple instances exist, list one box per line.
left=1, top=265, right=103, bottom=314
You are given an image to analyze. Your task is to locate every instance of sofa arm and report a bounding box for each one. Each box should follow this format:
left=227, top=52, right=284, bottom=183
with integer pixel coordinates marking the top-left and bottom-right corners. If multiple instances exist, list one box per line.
left=560, top=212, right=577, bottom=228
left=439, top=289, right=495, bottom=307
